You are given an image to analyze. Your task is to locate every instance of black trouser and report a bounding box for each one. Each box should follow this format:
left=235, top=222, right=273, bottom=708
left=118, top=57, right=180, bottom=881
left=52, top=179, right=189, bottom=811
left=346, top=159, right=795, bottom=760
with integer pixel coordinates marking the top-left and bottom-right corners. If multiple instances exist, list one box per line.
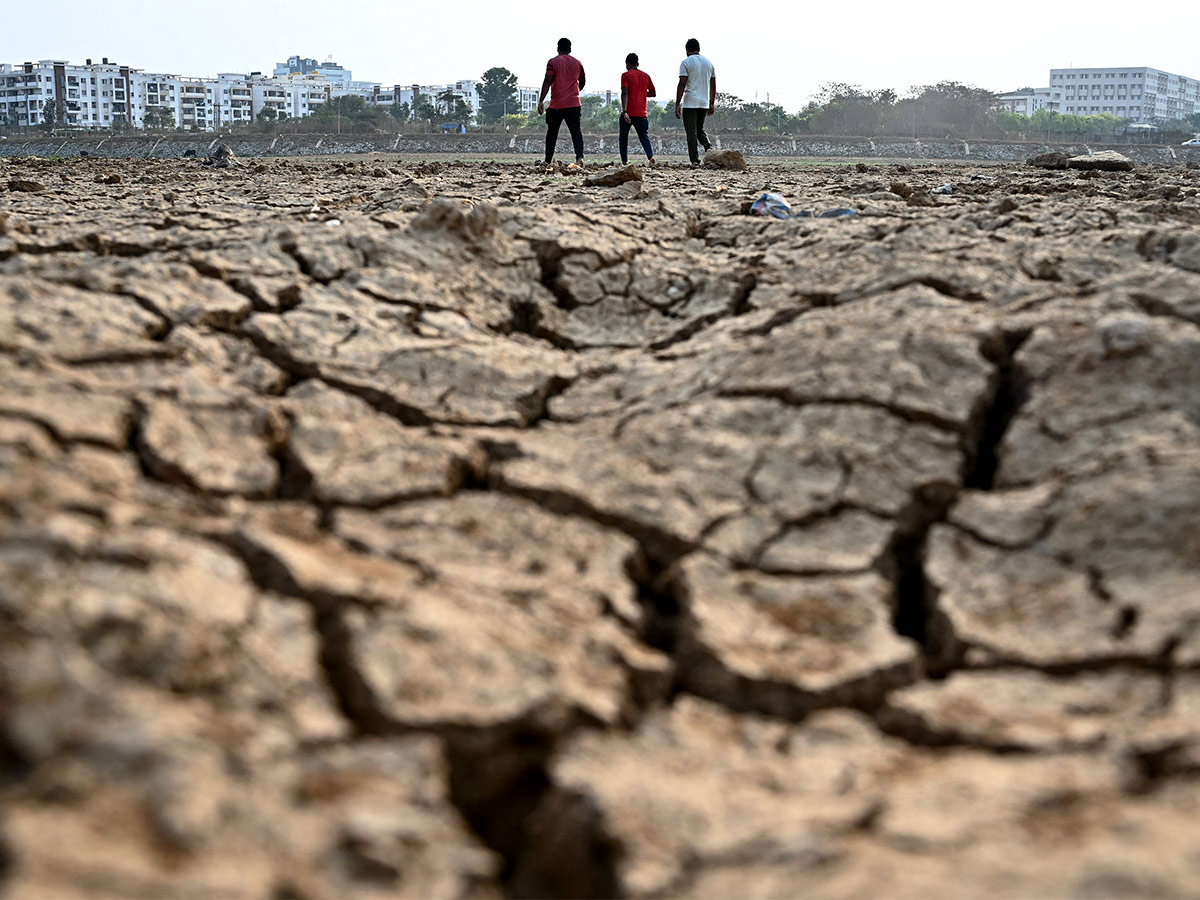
left=682, top=108, right=712, bottom=163
left=545, top=106, right=583, bottom=163
left=619, top=115, right=654, bottom=163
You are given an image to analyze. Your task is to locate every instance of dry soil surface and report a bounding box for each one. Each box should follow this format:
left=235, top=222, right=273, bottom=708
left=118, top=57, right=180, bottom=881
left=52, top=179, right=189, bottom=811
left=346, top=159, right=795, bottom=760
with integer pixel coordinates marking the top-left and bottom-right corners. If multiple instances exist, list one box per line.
left=2, top=154, right=1200, bottom=899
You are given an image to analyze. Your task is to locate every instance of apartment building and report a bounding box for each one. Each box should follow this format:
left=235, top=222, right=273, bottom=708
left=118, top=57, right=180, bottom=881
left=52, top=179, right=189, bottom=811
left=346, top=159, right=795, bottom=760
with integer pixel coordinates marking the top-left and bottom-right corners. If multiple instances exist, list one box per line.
left=240, top=73, right=330, bottom=123
left=1, top=54, right=542, bottom=130
left=1049, top=67, right=1198, bottom=121
left=1, top=57, right=339, bottom=131
left=276, top=56, right=379, bottom=98
left=994, top=87, right=1059, bottom=116
left=0, top=58, right=134, bottom=129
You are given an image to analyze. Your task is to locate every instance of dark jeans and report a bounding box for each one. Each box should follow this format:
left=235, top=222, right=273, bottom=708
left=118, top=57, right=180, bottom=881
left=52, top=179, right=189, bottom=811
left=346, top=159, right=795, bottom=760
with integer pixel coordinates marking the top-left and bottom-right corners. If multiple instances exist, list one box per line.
left=545, top=106, right=583, bottom=163
left=619, top=115, right=654, bottom=163
left=682, top=108, right=712, bottom=163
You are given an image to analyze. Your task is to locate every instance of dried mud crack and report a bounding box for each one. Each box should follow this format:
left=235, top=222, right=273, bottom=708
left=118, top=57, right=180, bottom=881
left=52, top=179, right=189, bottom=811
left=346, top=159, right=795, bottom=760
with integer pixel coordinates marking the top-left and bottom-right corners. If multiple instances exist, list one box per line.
left=4, top=154, right=1200, bottom=899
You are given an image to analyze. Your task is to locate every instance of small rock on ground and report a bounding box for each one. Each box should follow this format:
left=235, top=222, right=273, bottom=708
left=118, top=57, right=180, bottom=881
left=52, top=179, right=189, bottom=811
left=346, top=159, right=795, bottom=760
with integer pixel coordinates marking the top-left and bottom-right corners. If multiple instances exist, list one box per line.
left=704, top=149, right=747, bottom=171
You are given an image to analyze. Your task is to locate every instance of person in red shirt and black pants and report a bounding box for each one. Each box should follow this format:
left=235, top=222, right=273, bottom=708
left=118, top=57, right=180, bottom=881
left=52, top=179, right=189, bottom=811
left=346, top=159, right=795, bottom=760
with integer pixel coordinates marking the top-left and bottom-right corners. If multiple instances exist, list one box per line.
left=538, top=37, right=586, bottom=165
left=619, top=53, right=657, bottom=165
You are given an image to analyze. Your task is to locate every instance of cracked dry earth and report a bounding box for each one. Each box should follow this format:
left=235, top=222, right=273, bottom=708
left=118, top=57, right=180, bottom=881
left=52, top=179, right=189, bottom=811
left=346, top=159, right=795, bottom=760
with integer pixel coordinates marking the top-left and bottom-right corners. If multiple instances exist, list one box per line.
left=2, top=152, right=1200, bottom=899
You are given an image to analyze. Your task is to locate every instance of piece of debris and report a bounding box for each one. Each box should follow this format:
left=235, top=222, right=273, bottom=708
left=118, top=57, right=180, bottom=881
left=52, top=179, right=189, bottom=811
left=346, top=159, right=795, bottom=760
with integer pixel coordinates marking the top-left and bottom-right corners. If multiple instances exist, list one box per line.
left=95, top=174, right=122, bottom=185
left=203, top=144, right=242, bottom=168
left=704, top=149, right=747, bottom=171
left=7, top=179, right=46, bottom=193
left=906, top=188, right=938, bottom=207
left=609, top=180, right=644, bottom=200
left=182, top=149, right=197, bottom=158
left=889, top=181, right=914, bottom=198
left=1067, top=150, right=1135, bottom=172
left=584, top=165, right=643, bottom=188
left=750, top=192, right=793, bottom=219
left=932, top=183, right=955, bottom=195
left=1027, top=152, right=1071, bottom=170
left=818, top=207, right=857, bottom=218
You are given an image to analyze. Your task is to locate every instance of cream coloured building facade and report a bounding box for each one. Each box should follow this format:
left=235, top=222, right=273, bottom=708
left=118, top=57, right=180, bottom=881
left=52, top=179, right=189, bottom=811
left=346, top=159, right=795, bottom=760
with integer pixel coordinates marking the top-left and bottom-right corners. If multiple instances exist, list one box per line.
left=1050, top=67, right=1198, bottom=121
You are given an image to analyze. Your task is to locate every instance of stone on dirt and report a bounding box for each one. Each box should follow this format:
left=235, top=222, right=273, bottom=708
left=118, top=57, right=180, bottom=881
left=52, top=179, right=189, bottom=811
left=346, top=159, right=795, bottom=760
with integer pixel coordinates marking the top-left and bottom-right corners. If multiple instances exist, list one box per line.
left=584, top=165, right=643, bottom=187
left=703, top=148, right=747, bottom=170
left=1067, top=149, right=1135, bottom=171
left=1027, top=151, right=1071, bottom=169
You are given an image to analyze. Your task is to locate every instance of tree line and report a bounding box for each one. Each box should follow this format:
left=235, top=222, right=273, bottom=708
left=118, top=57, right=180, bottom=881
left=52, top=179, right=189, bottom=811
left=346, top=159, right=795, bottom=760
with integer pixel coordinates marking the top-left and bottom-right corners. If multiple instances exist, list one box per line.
left=17, top=71, right=1200, bottom=141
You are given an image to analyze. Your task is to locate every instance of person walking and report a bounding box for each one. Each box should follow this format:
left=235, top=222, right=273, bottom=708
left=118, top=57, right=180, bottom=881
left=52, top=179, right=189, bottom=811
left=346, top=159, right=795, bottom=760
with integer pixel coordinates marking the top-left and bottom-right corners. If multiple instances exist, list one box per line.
left=619, top=53, right=656, bottom=166
left=538, top=37, right=586, bottom=166
left=675, top=38, right=716, bottom=166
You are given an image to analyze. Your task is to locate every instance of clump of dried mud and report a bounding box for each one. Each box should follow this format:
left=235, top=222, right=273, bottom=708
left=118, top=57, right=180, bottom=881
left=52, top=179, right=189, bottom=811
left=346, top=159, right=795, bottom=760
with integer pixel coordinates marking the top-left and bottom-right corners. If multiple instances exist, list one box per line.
left=2, top=153, right=1200, bottom=899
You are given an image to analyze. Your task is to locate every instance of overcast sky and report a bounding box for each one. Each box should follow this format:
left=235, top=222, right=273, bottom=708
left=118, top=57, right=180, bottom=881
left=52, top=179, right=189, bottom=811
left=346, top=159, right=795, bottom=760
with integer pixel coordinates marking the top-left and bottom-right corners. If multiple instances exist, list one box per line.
left=3, top=0, right=1197, bottom=112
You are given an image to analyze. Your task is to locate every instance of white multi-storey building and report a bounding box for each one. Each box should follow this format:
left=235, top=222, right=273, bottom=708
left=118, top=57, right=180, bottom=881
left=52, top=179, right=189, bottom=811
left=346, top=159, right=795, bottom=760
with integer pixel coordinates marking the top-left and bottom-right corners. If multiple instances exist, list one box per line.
left=994, top=87, right=1059, bottom=116
left=0, top=58, right=136, bottom=129
left=1050, top=67, right=1198, bottom=121
left=0, top=58, right=336, bottom=132
left=2, top=55, right=543, bottom=130
left=518, top=87, right=540, bottom=114
left=276, top=56, right=377, bottom=98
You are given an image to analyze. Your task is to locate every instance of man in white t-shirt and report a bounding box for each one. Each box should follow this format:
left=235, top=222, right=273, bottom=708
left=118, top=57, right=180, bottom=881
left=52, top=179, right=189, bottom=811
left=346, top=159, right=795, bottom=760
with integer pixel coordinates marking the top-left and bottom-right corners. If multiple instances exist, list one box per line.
left=675, top=38, right=716, bottom=165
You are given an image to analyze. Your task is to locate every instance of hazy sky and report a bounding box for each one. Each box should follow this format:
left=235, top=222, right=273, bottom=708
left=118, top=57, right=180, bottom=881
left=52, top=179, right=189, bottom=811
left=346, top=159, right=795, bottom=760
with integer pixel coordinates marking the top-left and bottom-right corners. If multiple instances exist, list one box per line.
left=3, top=0, right=1197, bottom=112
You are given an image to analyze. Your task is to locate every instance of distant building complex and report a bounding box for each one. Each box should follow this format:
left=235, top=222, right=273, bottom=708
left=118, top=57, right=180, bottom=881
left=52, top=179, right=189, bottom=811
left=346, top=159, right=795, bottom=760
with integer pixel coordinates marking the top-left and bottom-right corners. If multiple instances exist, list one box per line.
left=1049, top=67, right=1197, bottom=120
left=994, top=87, right=1058, bottom=117
left=997, top=66, right=1198, bottom=122
left=0, top=54, right=547, bottom=132
left=8, top=55, right=1195, bottom=133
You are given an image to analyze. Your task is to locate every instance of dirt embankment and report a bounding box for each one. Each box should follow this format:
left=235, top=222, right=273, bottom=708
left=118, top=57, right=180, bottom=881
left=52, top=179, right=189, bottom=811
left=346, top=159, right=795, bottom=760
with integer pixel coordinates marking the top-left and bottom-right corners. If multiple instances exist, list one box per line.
left=2, top=154, right=1200, bottom=898
left=3, top=131, right=1199, bottom=165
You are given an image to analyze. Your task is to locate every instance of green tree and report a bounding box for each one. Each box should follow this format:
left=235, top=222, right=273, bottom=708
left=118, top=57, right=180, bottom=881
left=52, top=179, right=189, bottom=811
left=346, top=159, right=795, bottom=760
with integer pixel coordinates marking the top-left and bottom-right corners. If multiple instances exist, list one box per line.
left=479, top=67, right=519, bottom=123
left=143, top=105, right=174, bottom=130
left=581, top=95, right=618, bottom=132
left=907, top=81, right=996, bottom=137
left=390, top=100, right=411, bottom=122
left=806, top=83, right=897, bottom=135
left=256, top=106, right=277, bottom=131
left=309, top=95, right=389, bottom=132
left=41, top=98, right=58, bottom=131
left=413, top=95, right=437, bottom=124
left=647, top=101, right=676, bottom=129
left=436, top=87, right=459, bottom=116
left=452, top=98, right=474, bottom=126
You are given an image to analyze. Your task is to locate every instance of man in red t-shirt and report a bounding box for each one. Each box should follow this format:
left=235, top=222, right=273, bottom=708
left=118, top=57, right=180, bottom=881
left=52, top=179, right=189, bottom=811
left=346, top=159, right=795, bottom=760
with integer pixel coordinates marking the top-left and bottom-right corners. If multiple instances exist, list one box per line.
left=537, top=37, right=586, bottom=165
left=619, top=53, right=657, bottom=165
